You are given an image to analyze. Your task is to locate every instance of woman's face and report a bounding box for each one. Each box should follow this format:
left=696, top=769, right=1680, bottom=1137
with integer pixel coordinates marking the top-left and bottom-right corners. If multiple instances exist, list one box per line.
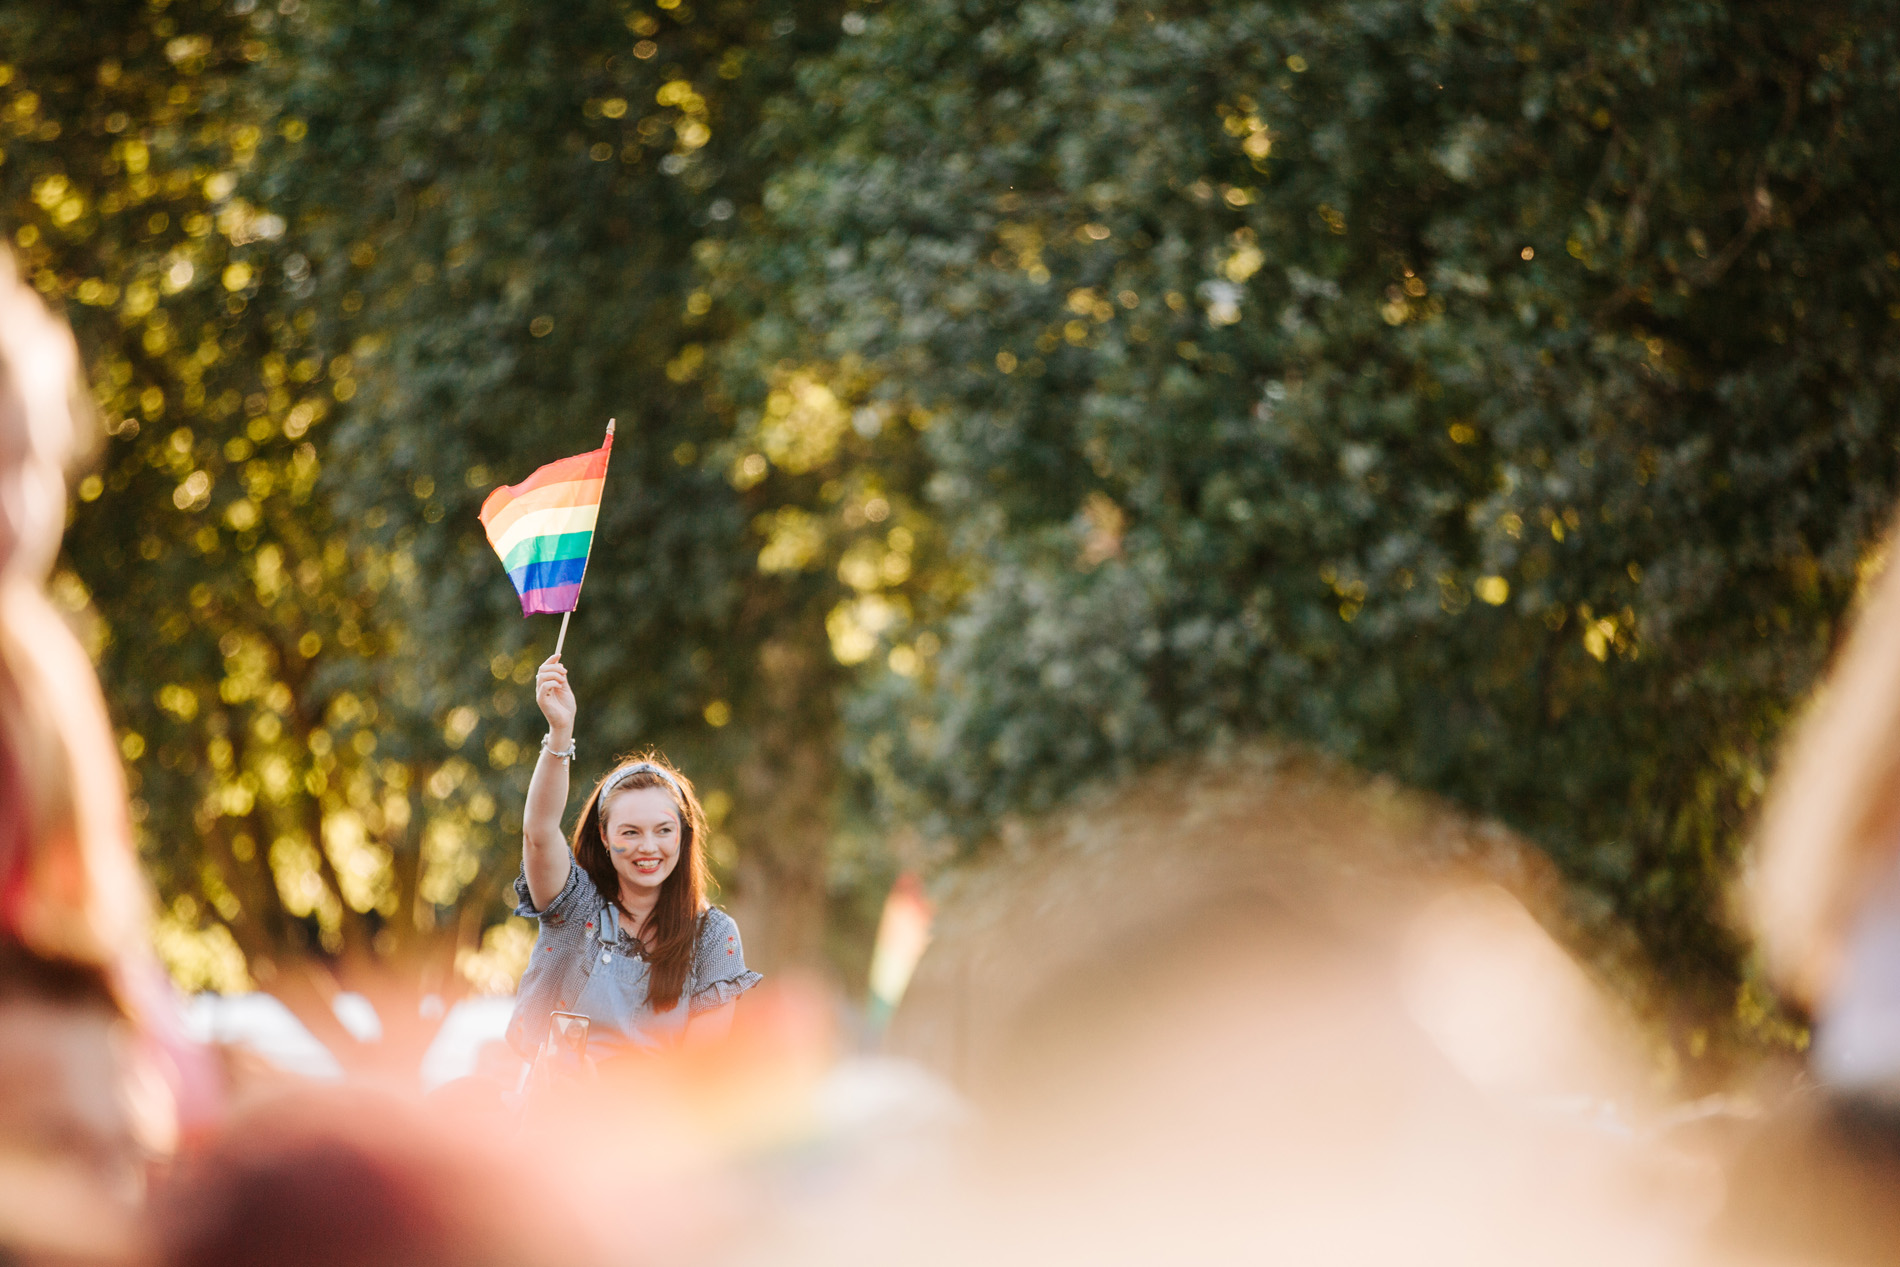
left=600, top=785, right=682, bottom=894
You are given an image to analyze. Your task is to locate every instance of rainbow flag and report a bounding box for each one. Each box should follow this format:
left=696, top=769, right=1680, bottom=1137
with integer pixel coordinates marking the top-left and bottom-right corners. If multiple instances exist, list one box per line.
left=478, top=423, right=614, bottom=615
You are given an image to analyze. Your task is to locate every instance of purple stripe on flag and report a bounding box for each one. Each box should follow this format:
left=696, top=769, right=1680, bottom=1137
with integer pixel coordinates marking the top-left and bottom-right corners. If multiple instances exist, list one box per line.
left=520, top=582, right=583, bottom=615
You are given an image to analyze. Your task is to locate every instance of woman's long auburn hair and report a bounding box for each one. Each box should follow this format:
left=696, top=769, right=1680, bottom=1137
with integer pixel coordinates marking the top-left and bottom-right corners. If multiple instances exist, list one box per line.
left=569, top=751, right=710, bottom=1011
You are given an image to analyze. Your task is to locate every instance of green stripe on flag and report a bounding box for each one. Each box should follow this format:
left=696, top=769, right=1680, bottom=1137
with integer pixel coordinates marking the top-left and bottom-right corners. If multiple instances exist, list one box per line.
left=501, top=529, right=594, bottom=574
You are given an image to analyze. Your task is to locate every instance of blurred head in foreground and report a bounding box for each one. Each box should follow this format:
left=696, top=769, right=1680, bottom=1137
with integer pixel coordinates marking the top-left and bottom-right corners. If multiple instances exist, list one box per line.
left=151, top=1089, right=591, bottom=1267
left=1752, top=516, right=1900, bottom=1077
left=0, top=250, right=88, bottom=578
left=1716, top=515, right=1900, bottom=1262
left=731, top=749, right=1724, bottom=1267
left=904, top=894, right=1705, bottom=1267
left=0, top=249, right=169, bottom=1262
left=0, top=249, right=141, bottom=977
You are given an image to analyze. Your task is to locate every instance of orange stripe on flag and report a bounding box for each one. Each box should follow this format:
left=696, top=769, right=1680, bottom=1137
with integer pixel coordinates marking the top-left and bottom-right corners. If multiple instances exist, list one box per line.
left=478, top=475, right=606, bottom=544
left=478, top=446, right=610, bottom=523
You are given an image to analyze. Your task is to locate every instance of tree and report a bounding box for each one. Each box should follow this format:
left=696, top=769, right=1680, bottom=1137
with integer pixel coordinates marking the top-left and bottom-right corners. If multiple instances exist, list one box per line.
left=10, top=0, right=950, bottom=1076
left=245, top=0, right=904, bottom=981
left=0, top=0, right=479, bottom=1075
left=739, top=0, right=1900, bottom=1052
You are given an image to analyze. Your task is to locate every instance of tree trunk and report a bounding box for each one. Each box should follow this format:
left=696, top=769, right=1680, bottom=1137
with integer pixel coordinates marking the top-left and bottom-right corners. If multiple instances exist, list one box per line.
left=727, top=636, right=834, bottom=976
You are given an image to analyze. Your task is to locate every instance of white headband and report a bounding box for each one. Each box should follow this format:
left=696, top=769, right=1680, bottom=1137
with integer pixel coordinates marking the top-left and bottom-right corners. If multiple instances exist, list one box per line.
left=597, top=762, right=687, bottom=823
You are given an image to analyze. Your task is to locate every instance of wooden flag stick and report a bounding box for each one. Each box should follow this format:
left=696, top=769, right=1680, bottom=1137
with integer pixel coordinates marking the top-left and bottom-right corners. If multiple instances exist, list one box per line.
left=552, top=419, right=612, bottom=661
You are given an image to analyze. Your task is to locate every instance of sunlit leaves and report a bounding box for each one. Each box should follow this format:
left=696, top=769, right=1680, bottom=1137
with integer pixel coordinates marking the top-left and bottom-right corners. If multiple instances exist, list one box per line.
left=756, top=370, right=848, bottom=474
left=0, top=0, right=487, bottom=1009
left=756, top=505, right=825, bottom=573
left=225, top=0, right=884, bottom=978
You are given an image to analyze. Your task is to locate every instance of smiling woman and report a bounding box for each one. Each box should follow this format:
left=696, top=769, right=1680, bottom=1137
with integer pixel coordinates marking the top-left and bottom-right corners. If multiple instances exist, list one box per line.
left=503, top=655, right=760, bottom=1062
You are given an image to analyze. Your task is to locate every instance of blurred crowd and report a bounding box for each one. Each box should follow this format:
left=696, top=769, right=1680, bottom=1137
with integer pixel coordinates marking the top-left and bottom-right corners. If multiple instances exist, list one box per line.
left=9, top=238, right=1900, bottom=1267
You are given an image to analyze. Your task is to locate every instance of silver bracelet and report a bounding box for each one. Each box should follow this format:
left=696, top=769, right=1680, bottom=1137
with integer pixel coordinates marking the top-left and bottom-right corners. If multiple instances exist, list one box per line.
left=540, top=733, right=576, bottom=761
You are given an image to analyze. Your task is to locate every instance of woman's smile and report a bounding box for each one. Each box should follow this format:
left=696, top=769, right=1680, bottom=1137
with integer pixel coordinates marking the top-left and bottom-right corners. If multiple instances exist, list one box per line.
left=601, top=785, right=683, bottom=890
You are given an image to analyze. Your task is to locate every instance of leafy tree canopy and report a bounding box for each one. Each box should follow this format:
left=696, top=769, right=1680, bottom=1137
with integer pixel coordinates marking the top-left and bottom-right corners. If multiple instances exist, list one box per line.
left=736, top=0, right=1900, bottom=1043
left=1, top=0, right=902, bottom=1073
left=13, top=0, right=1900, bottom=1067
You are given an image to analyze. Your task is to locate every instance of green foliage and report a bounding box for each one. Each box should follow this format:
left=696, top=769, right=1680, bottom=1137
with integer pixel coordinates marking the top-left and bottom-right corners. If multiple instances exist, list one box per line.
left=16, top=0, right=1900, bottom=1054
left=248, top=0, right=830, bottom=772
left=1, top=0, right=896, bottom=1043
left=245, top=0, right=900, bottom=975
left=746, top=0, right=1900, bottom=1030
left=0, top=0, right=424, bottom=998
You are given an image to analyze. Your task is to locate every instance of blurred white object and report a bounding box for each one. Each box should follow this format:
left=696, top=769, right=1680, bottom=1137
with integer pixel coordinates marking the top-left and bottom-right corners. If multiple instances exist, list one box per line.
left=814, top=1054, right=964, bottom=1141
left=418, top=997, right=516, bottom=1088
left=184, top=994, right=514, bottom=1087
left=1813, top=847, right=1900, bottom=1099
left=184, top=993, right=339, bottom=1079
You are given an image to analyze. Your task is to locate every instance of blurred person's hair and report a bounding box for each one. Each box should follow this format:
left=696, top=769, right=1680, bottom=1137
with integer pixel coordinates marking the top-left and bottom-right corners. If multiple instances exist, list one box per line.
left=0, top=248, right=97, bottom=564
left=0, top=250, right=173, bottom=1263
left=1751, top=518, right=1900, bottom=1008
left=151, top=1089, right=579, bottom=1267
left=0, top=248, right=146, bottom=1010
left=570, top=750, right=710, bottom=1011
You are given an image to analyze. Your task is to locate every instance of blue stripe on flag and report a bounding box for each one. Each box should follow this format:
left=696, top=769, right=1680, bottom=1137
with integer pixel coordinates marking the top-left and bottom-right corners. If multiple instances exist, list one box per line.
left=508, top=554, right=590, bottom=594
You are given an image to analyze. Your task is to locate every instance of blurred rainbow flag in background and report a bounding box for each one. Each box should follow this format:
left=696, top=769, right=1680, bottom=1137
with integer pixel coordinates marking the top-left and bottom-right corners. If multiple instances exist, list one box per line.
left=479, top=421, right=614, bottom=616
left=866, top=872, right=934, bottom=1028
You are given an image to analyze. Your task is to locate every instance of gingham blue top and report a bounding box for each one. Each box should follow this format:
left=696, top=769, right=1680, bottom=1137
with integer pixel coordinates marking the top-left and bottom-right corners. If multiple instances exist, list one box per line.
left=505, top=862, right=761, bottom=1057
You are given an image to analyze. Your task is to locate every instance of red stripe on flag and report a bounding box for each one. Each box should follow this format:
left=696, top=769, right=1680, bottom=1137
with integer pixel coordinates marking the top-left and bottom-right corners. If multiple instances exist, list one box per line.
left=478, top=442, right=612, bottom=527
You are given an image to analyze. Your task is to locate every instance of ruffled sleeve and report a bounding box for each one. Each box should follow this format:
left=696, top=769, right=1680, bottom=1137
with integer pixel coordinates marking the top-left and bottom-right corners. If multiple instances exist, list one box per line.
left=690, top=907, right=762, bottom=1016
left=512, top=860, right=600, bottom=927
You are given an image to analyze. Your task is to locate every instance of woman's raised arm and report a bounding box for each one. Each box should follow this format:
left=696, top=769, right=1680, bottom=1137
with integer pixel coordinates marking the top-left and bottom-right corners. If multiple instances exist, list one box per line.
left=521, top=653, right=575, bottom=909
